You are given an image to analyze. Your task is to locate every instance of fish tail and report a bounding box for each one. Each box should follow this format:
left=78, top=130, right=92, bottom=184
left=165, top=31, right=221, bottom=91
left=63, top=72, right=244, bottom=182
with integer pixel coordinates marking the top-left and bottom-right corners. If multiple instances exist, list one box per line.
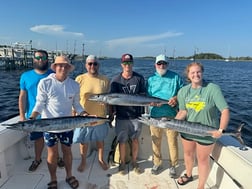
left=228, top=122, right=248, bottom=151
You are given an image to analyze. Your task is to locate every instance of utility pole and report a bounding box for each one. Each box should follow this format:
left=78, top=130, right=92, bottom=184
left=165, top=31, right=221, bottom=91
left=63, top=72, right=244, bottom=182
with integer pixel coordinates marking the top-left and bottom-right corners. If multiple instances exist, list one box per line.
left=194, top=47, right=199, bottom=61
left=73, top=40, right=76, bottom=55
left=29, top=40, right=32, bottom=50
left=82, top=43, right=85, bottom=60
left=66, top=40, right=69, bottom=55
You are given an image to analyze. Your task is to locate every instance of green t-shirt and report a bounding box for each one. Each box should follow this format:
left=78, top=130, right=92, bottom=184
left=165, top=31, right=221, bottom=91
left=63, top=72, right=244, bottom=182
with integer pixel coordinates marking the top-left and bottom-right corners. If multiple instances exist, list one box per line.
left=177, top=82, right=228, bottom=144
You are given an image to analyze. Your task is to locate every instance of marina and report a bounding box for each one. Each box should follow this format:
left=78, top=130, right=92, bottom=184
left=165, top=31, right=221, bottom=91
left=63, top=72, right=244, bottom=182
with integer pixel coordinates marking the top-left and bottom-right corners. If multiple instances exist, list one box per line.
left=0, top=44, right=79, bottom=70
left=0, top=47, right=33, bottom=70
left=1, top=1, right=252, bottom=187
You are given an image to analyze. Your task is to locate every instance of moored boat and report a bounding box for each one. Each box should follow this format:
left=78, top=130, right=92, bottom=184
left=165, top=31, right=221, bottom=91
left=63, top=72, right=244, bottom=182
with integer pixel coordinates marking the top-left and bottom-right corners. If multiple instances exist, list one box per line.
left=0, top=115, right=251, bottom=189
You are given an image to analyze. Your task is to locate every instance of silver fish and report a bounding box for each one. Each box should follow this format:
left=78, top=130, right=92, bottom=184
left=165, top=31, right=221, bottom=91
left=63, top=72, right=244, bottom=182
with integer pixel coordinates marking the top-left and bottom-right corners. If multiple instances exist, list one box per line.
left=138, top=116, right=245, bottom=147
left=88, top=93, right=168, bottom=106
left=1, top=116, right=109, bottom=132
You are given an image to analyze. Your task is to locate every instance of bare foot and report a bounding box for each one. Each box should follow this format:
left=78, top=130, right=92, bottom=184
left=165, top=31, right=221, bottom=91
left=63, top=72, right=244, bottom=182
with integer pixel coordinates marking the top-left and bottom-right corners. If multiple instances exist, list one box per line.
left=99, top=161, right=109, bottom=170
left=77, top=161, right=86, bottom=172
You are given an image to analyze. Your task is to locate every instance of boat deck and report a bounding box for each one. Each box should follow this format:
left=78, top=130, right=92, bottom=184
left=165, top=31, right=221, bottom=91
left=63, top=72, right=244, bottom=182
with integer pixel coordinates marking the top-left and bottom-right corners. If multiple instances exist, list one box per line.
left=1, top=148, right=205, bottom=189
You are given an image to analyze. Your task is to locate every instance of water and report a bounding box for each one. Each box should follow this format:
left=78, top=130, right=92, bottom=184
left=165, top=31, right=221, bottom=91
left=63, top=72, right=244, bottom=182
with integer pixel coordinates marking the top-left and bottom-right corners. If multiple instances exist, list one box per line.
left=0, top=58, right=251, bottom=148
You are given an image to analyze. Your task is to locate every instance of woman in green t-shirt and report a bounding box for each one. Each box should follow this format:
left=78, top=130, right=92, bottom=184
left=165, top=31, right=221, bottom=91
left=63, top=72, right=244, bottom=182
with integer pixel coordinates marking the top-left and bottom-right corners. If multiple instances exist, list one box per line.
left=175, top=62, right=229, bottom=189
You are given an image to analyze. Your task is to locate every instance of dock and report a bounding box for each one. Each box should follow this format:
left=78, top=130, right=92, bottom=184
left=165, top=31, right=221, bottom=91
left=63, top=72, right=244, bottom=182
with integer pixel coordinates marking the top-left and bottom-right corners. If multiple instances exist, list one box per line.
left=0, top=47, right=34, bottom=70
left=0, top=47, right=80, bottom=70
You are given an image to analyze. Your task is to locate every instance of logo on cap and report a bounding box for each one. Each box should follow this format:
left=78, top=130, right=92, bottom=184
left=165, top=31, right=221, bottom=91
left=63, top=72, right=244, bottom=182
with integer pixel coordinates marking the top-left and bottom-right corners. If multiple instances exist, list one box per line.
left=121, top=53, right=133, bottom=62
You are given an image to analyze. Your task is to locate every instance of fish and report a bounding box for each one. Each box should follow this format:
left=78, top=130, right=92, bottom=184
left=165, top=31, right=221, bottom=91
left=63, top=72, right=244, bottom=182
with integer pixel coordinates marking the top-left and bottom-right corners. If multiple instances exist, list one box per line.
left=138, top=116, right=246, bottom=148
left=1, top=116, right=109, bottom=132
left=88, top=93, right=169, bottom=106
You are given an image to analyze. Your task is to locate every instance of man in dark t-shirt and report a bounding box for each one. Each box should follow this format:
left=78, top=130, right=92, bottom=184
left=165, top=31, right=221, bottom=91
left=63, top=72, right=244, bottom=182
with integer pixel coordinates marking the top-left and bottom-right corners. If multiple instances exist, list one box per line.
left=110, top=53, right=145, bottom=175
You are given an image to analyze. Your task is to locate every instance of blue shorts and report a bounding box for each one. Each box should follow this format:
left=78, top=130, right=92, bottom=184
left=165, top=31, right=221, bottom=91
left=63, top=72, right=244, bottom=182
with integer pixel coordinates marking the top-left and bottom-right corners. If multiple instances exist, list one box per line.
left=30, top=132, right=44, bottom=141
left=115, top=118, right=142, bottom=143
left=73, top=123, right=108, bottom=143
left=44, top=131, right=73, bottom=147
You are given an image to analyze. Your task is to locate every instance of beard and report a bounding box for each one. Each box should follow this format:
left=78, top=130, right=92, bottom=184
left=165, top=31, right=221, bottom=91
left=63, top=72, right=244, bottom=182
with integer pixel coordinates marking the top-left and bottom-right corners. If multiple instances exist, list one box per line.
left=156, top=68, right=167, bottom=76
left=34, top=61, right=49, bottom=71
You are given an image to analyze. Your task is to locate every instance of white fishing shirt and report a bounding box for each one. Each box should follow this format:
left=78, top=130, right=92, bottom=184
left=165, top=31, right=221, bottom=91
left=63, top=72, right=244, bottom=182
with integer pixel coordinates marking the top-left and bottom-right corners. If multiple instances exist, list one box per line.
left=33, top=73, right=84, bottom=132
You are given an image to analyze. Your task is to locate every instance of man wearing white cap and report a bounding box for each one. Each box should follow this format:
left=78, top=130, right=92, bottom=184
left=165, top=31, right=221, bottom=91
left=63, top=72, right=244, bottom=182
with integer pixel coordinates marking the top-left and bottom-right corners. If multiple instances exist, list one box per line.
left=73, top=55, right=110, bottom=172
left=30, top=55, right=86, bottom=189
left=147, top=54, right=183, bottom=177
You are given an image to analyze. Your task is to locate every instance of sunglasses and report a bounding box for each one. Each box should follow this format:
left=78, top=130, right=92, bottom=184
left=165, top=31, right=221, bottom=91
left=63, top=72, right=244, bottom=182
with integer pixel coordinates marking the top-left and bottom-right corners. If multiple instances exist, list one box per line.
left=34, top=56, right=47, bottom=61
left=87, top=62, right=98, bottom=66
left=156, top=61, right=168, bottom=65
left=122, top=61, right=133, bottom=65
left=55, top=64, right=70, bottom=68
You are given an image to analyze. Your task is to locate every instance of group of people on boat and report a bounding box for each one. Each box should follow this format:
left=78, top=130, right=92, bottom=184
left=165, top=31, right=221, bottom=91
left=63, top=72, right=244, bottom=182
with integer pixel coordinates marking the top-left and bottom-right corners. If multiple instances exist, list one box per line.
left=19, top=50, right=229, bottom=189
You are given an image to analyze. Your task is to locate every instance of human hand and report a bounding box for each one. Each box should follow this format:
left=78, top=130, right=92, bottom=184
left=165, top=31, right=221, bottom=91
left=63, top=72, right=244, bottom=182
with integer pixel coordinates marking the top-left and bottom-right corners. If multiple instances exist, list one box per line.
left=19, top=116, right=26, bottom=122
left=149, top=102, right=162, bottom=107
left=208, top=129, right=223, bottom=138
left=168, top=97, right=177, bottom=107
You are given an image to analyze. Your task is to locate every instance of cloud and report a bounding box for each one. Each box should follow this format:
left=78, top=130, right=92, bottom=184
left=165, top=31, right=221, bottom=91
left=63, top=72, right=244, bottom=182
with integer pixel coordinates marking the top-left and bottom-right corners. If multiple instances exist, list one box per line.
left=30, top=25, right=83, bottom=37
left=105, top=31, right=183, bottom=47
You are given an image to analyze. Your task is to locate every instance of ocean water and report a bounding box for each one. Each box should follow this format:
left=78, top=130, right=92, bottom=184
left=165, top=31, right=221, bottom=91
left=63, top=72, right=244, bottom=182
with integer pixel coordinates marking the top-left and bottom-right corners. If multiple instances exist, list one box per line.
left=0, top=58, right=251, bottom=148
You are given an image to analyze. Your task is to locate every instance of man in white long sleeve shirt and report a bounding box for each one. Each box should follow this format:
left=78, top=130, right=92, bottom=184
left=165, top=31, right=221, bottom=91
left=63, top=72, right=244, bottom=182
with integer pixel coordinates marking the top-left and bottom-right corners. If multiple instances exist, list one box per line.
left=30, top=56, right=86, bottom=189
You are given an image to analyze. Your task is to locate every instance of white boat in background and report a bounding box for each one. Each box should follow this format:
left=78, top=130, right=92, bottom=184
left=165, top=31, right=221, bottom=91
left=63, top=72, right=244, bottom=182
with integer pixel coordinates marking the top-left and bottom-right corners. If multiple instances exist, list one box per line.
left=0, top=115, right=251, bottom=189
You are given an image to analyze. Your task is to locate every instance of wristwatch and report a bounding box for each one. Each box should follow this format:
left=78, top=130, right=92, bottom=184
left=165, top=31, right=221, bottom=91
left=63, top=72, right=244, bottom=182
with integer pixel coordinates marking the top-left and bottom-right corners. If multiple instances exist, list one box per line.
left=80, top=111, right=88, bottom=116
left=218, top=128, right=225, bottom=133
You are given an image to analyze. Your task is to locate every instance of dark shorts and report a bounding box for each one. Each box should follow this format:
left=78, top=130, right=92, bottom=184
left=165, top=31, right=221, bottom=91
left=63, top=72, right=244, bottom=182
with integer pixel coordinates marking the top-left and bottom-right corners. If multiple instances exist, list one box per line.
left=181, top=134, right=214, bottom=146
left=44, top=131, right=73, bottom=147
left=115, top=118, right=142, bottom=143
left=30, top=132, right=44, bottom=141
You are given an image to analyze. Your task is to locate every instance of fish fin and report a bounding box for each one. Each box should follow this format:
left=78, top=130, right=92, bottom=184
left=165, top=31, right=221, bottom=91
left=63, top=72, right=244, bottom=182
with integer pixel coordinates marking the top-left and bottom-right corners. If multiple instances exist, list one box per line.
left=230, top=122, right=248, bottom=151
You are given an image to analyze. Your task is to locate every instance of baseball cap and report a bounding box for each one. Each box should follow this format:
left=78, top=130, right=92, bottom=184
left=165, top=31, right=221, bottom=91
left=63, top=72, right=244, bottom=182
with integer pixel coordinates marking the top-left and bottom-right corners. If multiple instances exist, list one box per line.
left=121, top=53, right=133, bottom=63
left=86, top=55, right=98, bottom=62
left=155, top=54, right=168, bottom=64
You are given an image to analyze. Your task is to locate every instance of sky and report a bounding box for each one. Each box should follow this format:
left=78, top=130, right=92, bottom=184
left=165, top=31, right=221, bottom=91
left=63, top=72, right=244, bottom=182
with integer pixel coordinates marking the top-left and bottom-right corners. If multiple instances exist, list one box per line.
left=0, top=0, right=252, bottom=58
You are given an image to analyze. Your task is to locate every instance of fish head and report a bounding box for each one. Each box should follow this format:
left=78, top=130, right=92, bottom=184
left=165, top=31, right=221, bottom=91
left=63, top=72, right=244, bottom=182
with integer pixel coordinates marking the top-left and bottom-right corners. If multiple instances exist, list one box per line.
left=137, top=117, right=166, bottom=129
left=137, top=116, right=154, bottom=125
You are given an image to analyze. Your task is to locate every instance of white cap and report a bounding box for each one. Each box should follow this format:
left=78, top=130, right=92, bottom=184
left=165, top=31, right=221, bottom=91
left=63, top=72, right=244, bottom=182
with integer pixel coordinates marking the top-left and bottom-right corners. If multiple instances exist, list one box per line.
left=86, top=55, right=98, bottom=62
left=155, top=54, right=168, bottom=64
